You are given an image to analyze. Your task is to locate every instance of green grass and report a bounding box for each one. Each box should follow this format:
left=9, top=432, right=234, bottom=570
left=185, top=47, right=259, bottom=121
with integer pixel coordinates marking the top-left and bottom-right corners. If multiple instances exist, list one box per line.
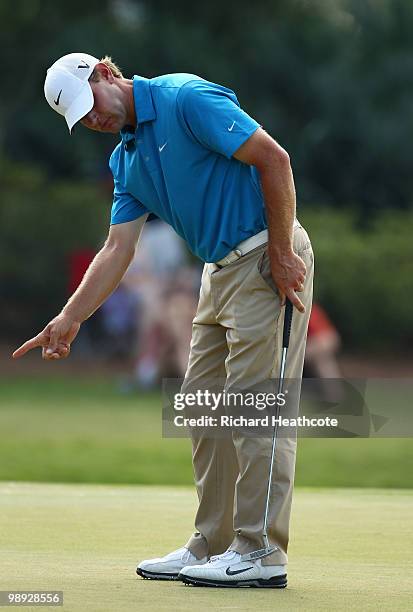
left=1, top=483, right=412, bottom=611
left=0, top=376, right=412, bottom=487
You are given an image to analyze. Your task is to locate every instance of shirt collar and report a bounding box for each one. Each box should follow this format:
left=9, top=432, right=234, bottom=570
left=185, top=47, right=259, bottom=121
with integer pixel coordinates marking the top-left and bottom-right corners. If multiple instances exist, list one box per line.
left=133, top=75, right=156, bottom=124
left=120, top=75, right=156, bottom=145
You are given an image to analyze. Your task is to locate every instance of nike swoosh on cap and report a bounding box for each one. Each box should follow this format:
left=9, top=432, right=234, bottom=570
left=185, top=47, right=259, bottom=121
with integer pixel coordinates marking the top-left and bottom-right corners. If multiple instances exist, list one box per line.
left=225, top=566, right=253, bottom=576
left=54, top=89, right=62, bottom=106
left=77, top=60, right=90, bottom=69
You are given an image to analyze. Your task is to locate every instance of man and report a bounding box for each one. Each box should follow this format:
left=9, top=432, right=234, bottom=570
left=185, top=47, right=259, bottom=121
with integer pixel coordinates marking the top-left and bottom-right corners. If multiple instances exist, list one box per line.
left=13, top=53, right=314, bottom=588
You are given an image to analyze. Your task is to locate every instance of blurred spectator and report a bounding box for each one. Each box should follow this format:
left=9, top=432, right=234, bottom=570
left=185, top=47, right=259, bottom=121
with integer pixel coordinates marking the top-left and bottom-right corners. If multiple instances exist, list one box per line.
left=123, top=219, right=201, bottom=387
left=100, top=282, right=140, bottom=361
left=160, top=272, right=200, bottom=378
left=68, top=249, right=96, bottom=295
left=305, top=303, right=341, bottom=379
left=68, top=248, right=101, bottom=358
left=305, top=303, right=342, bottom=403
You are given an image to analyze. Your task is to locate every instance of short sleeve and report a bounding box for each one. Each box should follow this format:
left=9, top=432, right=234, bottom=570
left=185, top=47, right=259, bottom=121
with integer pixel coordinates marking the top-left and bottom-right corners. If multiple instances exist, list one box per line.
left=110, top=178, right=149, bottom=225
left=178, top=81, right=260, bottom=159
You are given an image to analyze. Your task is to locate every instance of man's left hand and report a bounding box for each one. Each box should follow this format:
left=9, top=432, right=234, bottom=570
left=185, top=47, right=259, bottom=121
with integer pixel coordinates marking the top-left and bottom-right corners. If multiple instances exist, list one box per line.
left=270, top=250, right=307, bottom=313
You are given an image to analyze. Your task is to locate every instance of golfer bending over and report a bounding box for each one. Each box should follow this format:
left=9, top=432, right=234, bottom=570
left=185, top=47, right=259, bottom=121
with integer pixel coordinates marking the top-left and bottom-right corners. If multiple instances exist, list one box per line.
left=13, top=53, right=313, bottom=588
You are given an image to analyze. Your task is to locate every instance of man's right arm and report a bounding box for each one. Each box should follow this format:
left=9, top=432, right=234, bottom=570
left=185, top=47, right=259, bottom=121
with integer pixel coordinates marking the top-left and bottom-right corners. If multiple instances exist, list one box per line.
left=13, top=215, right=148, bottom=360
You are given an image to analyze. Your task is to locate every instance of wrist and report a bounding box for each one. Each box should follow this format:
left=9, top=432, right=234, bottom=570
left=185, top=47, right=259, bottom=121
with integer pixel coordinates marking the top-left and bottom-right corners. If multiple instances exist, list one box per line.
left=60, top=305, right=83, bottom=325
left=268, top=243, right=294, bottom=262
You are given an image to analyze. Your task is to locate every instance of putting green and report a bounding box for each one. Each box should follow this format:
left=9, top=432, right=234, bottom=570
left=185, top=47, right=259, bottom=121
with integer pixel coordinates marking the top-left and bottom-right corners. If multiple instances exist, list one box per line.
left=0, top=483, right=412, bottom=611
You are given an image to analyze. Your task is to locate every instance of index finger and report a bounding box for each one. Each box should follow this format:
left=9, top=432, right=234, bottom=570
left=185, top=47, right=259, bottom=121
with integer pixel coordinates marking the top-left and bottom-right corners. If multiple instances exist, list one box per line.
left=12, top=333, right=47, bottom=359
left=285, top=288, right=305, bottom=314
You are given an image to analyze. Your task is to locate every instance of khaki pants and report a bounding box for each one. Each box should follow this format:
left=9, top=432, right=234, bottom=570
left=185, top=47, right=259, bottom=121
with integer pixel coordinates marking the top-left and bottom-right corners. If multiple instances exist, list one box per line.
left=183, top=223, right=314, bottom=566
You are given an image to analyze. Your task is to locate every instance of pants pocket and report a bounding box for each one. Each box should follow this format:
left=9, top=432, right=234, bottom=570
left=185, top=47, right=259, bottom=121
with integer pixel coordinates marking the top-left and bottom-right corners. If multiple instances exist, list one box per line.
left=256, top=249, right=279, bottom=297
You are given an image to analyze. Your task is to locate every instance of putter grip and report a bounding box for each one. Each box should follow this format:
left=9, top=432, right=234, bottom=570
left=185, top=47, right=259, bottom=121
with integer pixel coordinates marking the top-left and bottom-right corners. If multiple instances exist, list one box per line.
left=282, top=299, right=293, bottom=348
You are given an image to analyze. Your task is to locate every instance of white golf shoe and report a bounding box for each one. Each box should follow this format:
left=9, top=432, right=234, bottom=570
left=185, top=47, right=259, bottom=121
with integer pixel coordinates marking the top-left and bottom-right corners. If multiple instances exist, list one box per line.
left=137, top=546, right=208, bottom=580
left=179, top=549, right=287, bottom=588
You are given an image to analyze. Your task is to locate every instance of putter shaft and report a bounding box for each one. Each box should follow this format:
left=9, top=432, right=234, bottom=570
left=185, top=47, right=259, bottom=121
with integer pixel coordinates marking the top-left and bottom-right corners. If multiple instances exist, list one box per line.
left=262, top=299, right=293, bottom=549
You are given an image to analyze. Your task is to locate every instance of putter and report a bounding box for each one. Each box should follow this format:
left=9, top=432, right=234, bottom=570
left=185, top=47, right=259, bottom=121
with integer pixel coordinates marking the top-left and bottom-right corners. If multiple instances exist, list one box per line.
left=240, top=298, right=294, bottom=562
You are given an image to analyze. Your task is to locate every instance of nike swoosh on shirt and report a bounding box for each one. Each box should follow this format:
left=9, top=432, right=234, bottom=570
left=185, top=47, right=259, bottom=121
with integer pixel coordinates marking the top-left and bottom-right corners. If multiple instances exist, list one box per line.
left=225, top=566, right=253, bottom=576
left=54, top=89, right=62, bottom=106
left=158, top=142, right=168, bottom=152
left=227, top=121, right=236, bottom=131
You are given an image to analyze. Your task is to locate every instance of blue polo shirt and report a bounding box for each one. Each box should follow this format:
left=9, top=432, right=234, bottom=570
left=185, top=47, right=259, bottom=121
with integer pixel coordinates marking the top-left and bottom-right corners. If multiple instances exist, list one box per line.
left=109, top=73, right=267, bottom=263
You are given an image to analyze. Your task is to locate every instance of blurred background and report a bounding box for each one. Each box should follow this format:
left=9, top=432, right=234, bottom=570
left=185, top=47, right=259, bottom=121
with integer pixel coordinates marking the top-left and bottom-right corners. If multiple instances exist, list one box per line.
left=0, top=0, right=412, bottom=489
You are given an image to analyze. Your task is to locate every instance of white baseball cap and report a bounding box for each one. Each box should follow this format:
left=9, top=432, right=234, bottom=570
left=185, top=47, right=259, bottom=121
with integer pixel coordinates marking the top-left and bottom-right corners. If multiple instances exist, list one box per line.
left=44, top=53, right=100, bottom=133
